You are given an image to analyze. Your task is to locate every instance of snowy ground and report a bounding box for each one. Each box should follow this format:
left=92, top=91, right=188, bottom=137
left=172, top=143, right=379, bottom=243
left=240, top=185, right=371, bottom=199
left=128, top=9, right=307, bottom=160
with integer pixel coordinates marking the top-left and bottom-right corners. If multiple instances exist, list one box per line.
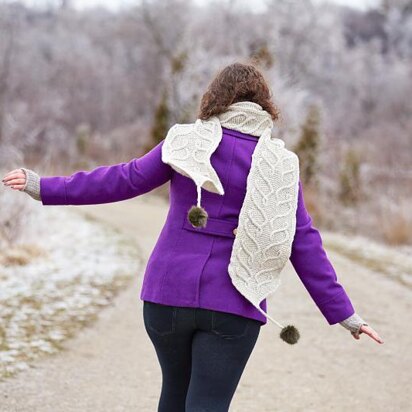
left=0, top=206, right=142, bottom=380
left=322, top=231, right=412, bottom=288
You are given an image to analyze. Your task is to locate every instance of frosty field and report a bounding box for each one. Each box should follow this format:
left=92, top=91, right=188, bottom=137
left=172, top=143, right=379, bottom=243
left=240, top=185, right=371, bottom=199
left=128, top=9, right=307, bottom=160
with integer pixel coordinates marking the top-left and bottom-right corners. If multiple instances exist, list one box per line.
left=0, top=205, right=142, bottom=379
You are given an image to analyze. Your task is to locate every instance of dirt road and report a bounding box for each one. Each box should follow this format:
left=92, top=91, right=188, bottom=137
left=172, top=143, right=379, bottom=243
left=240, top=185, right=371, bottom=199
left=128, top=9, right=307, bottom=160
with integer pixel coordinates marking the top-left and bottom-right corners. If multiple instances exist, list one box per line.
left=1, top=194, right=410, bottom=411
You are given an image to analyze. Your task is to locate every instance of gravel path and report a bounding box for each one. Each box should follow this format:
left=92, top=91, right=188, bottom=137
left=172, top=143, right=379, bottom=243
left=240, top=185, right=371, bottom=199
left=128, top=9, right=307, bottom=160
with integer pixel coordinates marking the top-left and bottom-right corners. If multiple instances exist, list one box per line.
left=1, top=194, right=410, bottom=411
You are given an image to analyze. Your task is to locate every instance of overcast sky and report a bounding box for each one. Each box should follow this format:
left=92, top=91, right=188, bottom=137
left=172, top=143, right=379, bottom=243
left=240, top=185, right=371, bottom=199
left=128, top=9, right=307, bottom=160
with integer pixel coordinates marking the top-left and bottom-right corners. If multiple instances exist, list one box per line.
left=1, top=0, right=381, bottom=11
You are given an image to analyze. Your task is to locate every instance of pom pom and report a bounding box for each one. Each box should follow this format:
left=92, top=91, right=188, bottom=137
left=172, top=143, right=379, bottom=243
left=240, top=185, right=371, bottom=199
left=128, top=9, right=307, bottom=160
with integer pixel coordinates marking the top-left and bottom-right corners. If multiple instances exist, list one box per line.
left=280, top=325, right=300, bottom=344
left=188, top=205, right=208, bottom=228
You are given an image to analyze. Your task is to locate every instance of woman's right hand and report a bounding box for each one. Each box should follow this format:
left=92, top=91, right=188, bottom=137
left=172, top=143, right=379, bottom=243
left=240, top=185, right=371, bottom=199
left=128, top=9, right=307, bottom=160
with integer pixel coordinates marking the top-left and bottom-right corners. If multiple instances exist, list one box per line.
left=2, top=168, right=27, bottom=191
left=352, top=324, right=384, bottom=344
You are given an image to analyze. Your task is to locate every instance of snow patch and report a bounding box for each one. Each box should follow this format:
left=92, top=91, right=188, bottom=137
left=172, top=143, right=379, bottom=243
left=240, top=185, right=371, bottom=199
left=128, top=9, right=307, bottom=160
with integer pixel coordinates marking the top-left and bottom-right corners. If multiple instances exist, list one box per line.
left=0, top=206, right=141, bottom=380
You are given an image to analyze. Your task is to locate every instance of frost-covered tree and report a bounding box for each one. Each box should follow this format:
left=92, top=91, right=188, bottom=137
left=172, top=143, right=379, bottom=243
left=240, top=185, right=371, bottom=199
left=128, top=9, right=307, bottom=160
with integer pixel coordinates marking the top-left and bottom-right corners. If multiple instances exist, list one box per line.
left=149, top=89, right=170, bottom=148
left=293, top=104, right=322, bottom=188
left=0, top=0, right=410, bottom=243
left=339, top=148, right=362, bottom=205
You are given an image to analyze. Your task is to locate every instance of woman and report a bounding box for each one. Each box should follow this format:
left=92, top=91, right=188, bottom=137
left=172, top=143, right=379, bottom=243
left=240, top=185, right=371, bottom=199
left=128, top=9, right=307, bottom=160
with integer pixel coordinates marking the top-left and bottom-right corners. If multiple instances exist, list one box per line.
left=3, top=62, right=383, bottom=412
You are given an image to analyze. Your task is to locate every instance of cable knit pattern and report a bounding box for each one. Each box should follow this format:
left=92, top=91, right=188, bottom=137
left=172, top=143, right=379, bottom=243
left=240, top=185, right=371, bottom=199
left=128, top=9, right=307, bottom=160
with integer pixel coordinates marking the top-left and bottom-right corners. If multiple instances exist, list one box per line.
left=21, top=168, right=41, bottom=201
left=162, top=102, right=300, bottom=329
left=217, top=101, right=274, bottom=135
left=227, top=128, right=299, bottom=328
left=162, top=118, right=225, bottom=204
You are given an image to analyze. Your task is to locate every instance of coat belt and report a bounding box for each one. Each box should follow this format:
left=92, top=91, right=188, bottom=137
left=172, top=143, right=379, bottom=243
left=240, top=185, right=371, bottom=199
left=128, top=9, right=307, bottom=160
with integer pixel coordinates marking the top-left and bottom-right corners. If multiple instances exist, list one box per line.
left=182, top=216, right=237, bottom=238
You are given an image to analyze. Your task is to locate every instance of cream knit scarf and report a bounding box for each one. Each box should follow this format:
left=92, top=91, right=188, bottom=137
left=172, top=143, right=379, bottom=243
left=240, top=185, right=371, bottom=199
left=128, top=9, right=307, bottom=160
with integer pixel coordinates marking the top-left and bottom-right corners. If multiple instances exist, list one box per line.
left=161, top=101, right=301, bottom=344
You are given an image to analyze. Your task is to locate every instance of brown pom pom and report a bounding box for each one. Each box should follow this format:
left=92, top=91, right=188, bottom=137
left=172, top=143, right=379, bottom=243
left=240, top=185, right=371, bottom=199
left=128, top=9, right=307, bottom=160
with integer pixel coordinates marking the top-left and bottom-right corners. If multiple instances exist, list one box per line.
left=280, top=325, right=300, bottom=344
left=188, top=205, right=208, bottom=228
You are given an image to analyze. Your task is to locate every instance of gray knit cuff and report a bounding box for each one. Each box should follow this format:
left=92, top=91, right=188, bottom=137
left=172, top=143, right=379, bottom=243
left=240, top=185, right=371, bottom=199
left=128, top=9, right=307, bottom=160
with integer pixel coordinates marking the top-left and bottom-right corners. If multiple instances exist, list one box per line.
left=339, top=313, right=368, bottom=335
left=21, top=168, right=41, bottom=201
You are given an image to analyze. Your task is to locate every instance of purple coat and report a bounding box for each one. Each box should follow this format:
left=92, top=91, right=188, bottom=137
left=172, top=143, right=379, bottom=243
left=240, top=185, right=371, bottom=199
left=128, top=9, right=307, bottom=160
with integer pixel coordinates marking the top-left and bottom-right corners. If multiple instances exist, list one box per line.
left=39, top=127, right=356, bottom=325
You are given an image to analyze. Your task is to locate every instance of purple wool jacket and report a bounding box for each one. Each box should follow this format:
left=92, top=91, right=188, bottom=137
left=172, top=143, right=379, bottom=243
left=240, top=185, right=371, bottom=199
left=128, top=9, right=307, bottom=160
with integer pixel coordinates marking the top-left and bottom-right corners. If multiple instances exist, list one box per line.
left=39, top=127, right=356, bottom=325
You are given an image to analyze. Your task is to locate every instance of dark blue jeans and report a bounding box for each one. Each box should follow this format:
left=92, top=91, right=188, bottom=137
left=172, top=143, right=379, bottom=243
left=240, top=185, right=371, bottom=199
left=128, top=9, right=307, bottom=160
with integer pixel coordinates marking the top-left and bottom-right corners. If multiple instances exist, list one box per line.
left=143, top=300, right=262, bottom=412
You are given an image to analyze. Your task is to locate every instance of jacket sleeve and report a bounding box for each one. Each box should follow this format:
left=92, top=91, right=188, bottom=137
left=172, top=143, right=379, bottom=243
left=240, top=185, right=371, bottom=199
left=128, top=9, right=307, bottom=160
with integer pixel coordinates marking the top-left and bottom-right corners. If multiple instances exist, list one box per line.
left=289, top=180, right=356, bottom=325
left=40, top=140, right=172, bottom=206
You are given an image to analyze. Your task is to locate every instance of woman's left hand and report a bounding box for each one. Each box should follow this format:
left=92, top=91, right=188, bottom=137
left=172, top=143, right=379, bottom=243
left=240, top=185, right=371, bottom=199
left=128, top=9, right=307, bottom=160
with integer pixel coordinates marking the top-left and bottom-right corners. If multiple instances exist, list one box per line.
left=352, top=324, right=384, bottom=344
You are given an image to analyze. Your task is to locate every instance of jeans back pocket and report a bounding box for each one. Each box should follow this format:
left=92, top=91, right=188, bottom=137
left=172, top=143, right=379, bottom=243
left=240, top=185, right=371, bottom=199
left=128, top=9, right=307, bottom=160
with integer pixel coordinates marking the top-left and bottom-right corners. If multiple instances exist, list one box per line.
left=144, top=301, right=177, bottom=336
left=211, top=310, right=250, bottom=339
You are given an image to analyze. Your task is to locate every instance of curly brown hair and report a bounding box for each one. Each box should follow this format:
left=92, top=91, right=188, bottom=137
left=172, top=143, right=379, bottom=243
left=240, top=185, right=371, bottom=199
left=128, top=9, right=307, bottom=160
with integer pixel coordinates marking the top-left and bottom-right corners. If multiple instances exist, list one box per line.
left=198, top=62, right=279, bottom=121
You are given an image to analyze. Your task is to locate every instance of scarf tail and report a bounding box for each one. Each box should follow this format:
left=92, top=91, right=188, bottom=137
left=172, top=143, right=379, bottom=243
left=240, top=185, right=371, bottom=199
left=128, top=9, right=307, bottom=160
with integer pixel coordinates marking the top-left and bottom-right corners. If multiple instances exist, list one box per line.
left=253, top=301, right=300, bottom=345
left=253, top=303, right=284, bottom=329
left=196, top=184, right=202, bottom=207
left=187, top=183, right=209, bottom=228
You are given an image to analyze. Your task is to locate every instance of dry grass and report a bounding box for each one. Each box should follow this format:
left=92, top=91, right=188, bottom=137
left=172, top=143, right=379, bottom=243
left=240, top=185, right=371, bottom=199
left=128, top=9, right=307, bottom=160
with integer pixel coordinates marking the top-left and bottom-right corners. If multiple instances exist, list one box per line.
left=379, top=200, right=412, bottom=246
left=299, top=184, right=329, bottom=227
left=381, top=213, right=412, bottom=246
left=0, top=206, right=141, bottom=380
left=0, top=243, right=47, bottom=267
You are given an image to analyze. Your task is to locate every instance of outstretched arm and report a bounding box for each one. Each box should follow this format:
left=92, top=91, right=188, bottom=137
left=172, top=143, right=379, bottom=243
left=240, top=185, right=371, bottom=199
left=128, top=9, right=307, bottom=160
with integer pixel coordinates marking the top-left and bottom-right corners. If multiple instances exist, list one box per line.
left=3, top=140, right=172, bottom=205
left=289, top=180, right=382, bottom=343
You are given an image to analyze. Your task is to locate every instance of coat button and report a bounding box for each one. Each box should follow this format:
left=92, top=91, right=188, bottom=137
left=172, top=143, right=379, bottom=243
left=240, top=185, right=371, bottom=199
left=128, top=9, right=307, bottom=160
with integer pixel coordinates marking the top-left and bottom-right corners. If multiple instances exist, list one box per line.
left=233, top=227, right=237, bottom=235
